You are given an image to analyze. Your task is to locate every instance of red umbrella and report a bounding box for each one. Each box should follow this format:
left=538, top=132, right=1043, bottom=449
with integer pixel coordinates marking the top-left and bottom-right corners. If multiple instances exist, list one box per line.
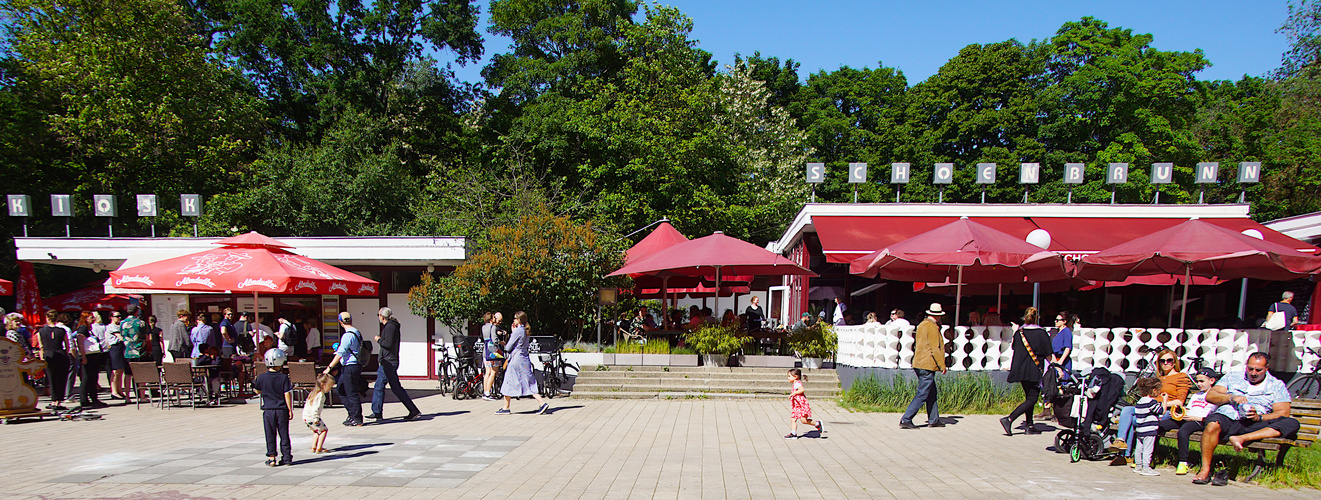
left=0, top=278, right=11, bottom=296
left=1076, top=219, right=1321, bottom=328
left=109, top=232, right=379, bottom=296
left=849, top=217, right=1071, bottom=325
left=609, top=231, right=816, bottom=317
left=626, top=221, right=688, bottom=265
left=45, top=286, right=140, bottom=311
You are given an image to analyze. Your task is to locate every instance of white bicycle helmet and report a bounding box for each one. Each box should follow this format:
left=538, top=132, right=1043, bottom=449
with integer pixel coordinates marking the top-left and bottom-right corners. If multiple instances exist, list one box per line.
left=264, top=348, right=288, bottom=367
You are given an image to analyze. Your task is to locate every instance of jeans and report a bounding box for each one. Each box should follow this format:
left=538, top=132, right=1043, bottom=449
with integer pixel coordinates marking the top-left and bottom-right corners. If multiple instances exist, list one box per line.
left=339, top=363, right=363, bottom=423
left=1117, top=406, right=1136, bottom=457
left=371, top=359, right=420, bottom=416
left=65, top=355, right=81, bottom=399
left=80, top=352, right=105, bottom=406
left=901, top=369, right=939, bottom=424
left=1008, top=381, right=1042, bottom=427
left=262, top=409, right=292, bottom=462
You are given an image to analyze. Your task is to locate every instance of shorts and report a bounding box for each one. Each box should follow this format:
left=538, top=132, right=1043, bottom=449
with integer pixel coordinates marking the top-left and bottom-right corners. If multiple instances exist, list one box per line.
left=1206, top=413, right=1301, bottom=441
left=304, top=418, right=327, bottom=432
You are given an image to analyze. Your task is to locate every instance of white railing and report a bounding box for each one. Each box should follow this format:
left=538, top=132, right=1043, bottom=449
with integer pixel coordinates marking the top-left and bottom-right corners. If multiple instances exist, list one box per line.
left=836, top=324, right=1321, bottom=373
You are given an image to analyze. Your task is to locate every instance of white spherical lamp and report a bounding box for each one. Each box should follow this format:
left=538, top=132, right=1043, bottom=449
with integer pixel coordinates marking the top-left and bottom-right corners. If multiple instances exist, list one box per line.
left=1026, top=229, right=1052, bottom=250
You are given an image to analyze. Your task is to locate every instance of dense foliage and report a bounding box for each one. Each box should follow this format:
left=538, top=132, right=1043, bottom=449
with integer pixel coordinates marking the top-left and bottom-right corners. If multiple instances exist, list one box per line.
left=3, top=0, right=1321, bottom=297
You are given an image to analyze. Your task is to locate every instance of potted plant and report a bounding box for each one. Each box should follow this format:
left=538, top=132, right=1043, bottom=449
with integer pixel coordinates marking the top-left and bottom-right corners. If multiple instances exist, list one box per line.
left=682, top=325, right=750, bottom=367
left=788, top=322, right=837, bottom=369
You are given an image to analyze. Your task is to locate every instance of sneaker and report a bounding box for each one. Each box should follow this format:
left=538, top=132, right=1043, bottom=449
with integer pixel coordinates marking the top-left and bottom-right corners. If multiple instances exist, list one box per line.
left=1175, top=462, right=1190, bottom=475
left=537, top=403, right=549, bottom=415
left=1024, top=427, right=1041, bottom=435
left=784, top=433, right=798, bottom=439
left=495, top=408, right=511, bottom=415
left=482, top=394, right=496, bottom=401
left=1127, top=457, right=1135, bottom=468
left=1211, top=469, right=1229, bottom=486
left=1110, top=439, right=1128, bottom=450
left=815, top=421, right=824, bottom=433
left=1138, top=468, right=1160, bottom=476
left=365, top=413, right=382, bottom=420
left=899, top=421, right=919, bottom=430
left=404, top=412, right=421, bottom=421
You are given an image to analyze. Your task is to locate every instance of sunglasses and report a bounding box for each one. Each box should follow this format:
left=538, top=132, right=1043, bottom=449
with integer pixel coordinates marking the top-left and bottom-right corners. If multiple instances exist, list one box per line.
left=1055, top=318, right=1065, bottom=321
left=1160, top=358, right=1176, bottom=364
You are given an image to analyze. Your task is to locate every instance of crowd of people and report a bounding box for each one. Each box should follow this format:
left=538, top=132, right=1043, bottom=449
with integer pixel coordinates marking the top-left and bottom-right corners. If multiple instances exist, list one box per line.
left=878, top=299, right=1304, bottom=486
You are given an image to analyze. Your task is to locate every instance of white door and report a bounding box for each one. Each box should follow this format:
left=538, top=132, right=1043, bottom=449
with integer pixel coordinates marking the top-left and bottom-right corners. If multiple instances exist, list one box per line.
left=346, top=298, right=380, bottom=351
left=388, top=293, right=428, bottom=377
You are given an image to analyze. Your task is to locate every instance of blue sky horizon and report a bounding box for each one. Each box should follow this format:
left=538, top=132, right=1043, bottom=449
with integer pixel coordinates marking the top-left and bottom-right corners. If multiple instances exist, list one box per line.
left=444, top=0, right=1293, bottom=87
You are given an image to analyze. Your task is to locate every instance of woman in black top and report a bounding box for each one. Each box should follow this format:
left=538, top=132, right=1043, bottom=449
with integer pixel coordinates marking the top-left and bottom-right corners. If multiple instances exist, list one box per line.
left=744, top=296, right=765, bottom=332
left=37, top=310, right=72, bottom=410
left=999, top=307, right=1052, bottom=436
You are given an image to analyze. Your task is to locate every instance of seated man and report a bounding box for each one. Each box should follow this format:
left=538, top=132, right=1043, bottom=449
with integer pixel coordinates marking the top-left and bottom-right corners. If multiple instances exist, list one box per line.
left=627, top=307, right=655, bottom=340
left=1191, top=352, right=1300, bottom=485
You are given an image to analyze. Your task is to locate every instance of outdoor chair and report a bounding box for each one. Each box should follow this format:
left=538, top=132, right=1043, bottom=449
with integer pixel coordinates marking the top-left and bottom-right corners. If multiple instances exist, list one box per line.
left=160, top=362, right=198, bottom=409
left=128, top=362, right=162, bottom=409
left=288, top=362, right=318, bottom=407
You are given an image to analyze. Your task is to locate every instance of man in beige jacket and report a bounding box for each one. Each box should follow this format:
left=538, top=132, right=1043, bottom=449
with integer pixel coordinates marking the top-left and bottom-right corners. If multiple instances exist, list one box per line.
left=900, top=303, right=948, bottom=429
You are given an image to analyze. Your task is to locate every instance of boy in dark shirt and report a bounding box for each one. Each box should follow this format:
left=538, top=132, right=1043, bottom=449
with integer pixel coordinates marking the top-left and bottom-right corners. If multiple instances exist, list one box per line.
left=252, top=349, right=293, bottom=466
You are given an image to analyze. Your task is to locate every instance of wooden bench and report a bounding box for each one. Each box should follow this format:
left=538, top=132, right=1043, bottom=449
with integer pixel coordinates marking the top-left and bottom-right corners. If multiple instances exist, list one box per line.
left=1159, top=398, right=1319, bottom=482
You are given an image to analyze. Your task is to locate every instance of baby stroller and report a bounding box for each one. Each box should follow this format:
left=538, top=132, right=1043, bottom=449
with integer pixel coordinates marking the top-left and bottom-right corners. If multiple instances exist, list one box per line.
left=1053, top=366, right=1126, bottom=463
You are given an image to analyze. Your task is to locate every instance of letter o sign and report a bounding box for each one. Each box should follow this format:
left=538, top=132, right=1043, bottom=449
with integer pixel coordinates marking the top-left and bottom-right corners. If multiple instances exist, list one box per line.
left=94, top=194, right=116, bottom=217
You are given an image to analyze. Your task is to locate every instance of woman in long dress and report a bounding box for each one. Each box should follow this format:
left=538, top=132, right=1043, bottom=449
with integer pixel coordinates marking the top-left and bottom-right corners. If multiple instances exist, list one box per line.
left=495, top=311, right=549, bottom=415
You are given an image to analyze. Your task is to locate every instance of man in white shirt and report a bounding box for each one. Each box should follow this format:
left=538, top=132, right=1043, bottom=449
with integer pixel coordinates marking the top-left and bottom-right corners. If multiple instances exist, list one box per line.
left=884, top=309, right=911, bottom=330
left=833, top=297, right=848, bottom=326
left=275, top=316, right=295, bottom=352
left=304, top=318, right=321, bottom=359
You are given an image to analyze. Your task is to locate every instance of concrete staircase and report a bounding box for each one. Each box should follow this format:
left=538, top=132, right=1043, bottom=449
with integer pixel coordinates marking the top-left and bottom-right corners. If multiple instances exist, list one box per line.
left=567, top=366, right=841, bottom=400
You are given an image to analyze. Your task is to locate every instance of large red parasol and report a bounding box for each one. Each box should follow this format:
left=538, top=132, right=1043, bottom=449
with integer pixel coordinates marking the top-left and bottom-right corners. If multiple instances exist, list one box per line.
left=849, top=217, right=1071, bottom=325
left=0, top=278, right=11, bottom=296
left=1075, top=219, right=1321, bottom=328
left=626, top=221, right=688, bottom=265
left=45, top=285, right=140, bottom=311
left=109, top=232, right=379, bottom=296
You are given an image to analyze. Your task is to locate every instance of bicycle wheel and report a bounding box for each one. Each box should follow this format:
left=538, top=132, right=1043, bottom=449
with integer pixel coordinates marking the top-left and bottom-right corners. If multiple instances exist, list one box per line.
left=1288, top=374, right=1321, bottom=400
left=545, top=372, right=561, bottom=398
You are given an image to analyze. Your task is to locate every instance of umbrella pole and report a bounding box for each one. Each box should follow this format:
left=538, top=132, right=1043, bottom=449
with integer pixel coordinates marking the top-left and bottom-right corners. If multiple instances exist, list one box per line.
left=955, top=266, right=963, bottom=328
left=997, top=284, right=1002, bottom=320
left=662, top=276, right=670, bottom=329
left=1167, top=282, right=1175, bottom=329
left=715, top=266, right=722, bottom=322
left=1180, top=267, right=1191, bottom=330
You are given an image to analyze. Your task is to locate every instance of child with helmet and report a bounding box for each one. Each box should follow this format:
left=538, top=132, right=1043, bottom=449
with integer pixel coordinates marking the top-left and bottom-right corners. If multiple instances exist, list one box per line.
left=253, top=348, right=294, bottom=466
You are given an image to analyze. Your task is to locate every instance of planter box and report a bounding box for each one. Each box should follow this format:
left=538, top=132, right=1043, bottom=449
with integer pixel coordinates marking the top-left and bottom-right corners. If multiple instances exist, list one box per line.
left=615, top=353, right=643, bottom=366
left=738, top=355, right=796, bottom=368
left=669, top=354, right=699, bottom=366
left=562, top=352, right=603, bottom=367
left=801, top=357, right=824, bottom=369
left=702, top=354, right=730, bottom=367
left=642, top=354, right=669, bottom=366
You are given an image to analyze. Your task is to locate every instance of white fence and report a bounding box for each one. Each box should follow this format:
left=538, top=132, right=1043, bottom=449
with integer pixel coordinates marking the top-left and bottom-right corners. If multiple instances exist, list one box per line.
left=836, top=324, right=1321, bottom=373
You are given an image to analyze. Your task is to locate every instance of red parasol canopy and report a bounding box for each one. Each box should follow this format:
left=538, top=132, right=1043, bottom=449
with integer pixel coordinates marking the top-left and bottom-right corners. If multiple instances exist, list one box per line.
left=0, top=278, right=11, bottom=296
left=45, top=286, right=140, bottom=311
left=625, top=221, right=688, bottom=265
left=610, top=231, right=816, bottom=279
left=109, top=232, right=379, bottom=296
left=1074, top=219, right=1321, bottom=282
left=849, top=217, right=1071, bottom=283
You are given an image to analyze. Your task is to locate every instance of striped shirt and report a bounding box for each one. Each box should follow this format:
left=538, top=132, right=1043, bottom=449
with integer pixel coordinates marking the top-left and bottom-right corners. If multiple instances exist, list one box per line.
left=1133, top=397, right=1164, bottom=438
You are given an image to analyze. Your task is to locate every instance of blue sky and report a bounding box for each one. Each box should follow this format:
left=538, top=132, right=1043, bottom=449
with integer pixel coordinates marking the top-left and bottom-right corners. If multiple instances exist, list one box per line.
left=446, top=0, right=1292, bottom=86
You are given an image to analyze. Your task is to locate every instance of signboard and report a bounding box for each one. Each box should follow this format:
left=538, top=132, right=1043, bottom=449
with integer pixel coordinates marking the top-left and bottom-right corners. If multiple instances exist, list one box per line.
left=136, top=194, right=158, bottom=217
left=236, top=296, right=275, bottom=314
left=50, top=195, right=71, bottom=217
left=1196, top=162, right=1219, bottom=184
left=1151, top=163, right=1173, bottom=184
left=7, top=195, right=30, bottom=216
left=976, top=163, right=996, bottom=184
left=1020, top=163, right=1040, bottom=184
left=1064, top=163, right=1085, bottom=184
left=848, top=162, right=867, bottom=183
left=180, top=194, right=201, bottom=216
left=1107, top=163, right=1128, bottom=184
left=933, top=163, right=954, bottom=184
left=1239, top=162, right=1261, bottom=183
left=93, top=195, right=116, bottom=217
left=891, top=163, right=910, bottom=184
left=806, top=163, right=825, bottom=184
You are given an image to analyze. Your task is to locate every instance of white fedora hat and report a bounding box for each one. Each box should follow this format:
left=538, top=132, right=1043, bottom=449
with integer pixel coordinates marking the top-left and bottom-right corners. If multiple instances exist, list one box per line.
left=925, top=303, right=945, bottom=316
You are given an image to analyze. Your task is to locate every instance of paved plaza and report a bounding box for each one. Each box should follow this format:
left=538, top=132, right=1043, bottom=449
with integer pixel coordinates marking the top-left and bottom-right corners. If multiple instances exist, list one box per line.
left=3, top=381, right=1316, bottom=499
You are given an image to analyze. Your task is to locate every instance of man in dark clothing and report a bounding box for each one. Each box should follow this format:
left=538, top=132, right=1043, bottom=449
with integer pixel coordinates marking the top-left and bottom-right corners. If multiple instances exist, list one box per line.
left=367, top=307, right=421, bottom=421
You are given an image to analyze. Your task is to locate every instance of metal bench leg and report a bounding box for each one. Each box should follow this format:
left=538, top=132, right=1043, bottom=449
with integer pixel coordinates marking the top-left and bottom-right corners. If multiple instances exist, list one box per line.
left=1243, top=449, right=1268, bottom=483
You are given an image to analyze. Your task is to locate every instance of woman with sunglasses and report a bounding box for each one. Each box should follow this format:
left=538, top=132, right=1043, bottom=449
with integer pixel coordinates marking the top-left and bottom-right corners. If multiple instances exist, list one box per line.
left=1112, top=348, right=1192, bottom=465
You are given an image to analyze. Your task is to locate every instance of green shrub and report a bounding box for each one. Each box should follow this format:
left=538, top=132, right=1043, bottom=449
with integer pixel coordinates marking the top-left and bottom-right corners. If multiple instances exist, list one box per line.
left=682, top=325, right=750, bottom=355
left=671, top=346, right=697, bottom=355
left=642, top=339, right=671, bottom=354
left=788, top=322, right=837, bottom=358
left=612, top=341, right=645, bottom=354
left=841, top=373, right=1024, bottom=414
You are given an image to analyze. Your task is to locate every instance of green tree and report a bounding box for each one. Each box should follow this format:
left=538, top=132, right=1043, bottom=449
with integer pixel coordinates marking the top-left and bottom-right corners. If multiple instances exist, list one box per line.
left=408, top=207, right=628, bottom=340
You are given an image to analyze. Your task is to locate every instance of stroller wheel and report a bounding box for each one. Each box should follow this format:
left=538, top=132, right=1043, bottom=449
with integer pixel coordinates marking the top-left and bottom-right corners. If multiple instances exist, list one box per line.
left=1054, top=430, right=1075, bottom=454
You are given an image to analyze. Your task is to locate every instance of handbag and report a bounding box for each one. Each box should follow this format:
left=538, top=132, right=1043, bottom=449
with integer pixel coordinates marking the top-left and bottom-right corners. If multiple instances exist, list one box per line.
left=1264, top=303, right=1287, bottom=330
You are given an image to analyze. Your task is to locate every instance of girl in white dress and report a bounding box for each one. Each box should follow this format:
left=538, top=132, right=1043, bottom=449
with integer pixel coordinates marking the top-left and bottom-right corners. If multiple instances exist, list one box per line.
left=302, top=373, right=336, bottom=453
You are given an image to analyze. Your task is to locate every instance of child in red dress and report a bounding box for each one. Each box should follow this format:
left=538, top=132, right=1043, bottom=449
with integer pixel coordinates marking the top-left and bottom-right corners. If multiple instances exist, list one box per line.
left=786, top=368, right=824, bottom=439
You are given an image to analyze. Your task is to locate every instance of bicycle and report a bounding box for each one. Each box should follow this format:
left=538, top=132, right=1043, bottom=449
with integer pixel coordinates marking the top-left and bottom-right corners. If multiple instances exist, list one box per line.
left=1287, top=347, right=1321, bottom=399
left=537, top=338, right=565, bottom=398
left=433, top=342, right=459, bottom=394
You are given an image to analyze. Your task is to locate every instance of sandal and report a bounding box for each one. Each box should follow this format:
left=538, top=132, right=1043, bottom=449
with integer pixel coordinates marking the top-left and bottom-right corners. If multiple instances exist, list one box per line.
left=265, top=458, right=279, bottom=467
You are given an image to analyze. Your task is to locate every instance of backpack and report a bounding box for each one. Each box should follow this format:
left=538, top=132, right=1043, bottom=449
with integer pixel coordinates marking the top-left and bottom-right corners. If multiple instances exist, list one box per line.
left=350, top=330, right=373, bottom=361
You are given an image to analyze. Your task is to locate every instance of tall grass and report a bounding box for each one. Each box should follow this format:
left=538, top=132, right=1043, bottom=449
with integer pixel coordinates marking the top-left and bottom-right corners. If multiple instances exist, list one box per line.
left=841, top=373, right=1025, bottom=414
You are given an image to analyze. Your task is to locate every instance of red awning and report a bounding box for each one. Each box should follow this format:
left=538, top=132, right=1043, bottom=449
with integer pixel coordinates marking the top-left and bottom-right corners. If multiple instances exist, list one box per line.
left=813, top=216, right=1317, bottom=264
